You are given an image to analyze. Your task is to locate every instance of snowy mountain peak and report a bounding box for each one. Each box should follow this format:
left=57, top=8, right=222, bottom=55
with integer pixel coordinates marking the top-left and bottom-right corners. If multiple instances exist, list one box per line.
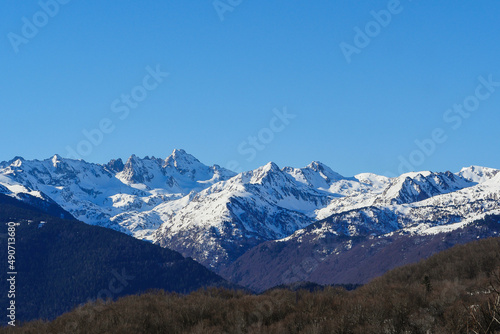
left=164, top=149, right=205, bottom=173
left=171, top=148, right=189, bottom=156
left=125, top=154, right=143, bottom=164
left=249, top=162, right=284, bottom=185
left=11, top=157, right=24, bottom=168
left=162, top=150, right=237, bottom=186
left=282, top=161, right=347, bottom=193
left=252, top=162, right=281, bottom=175
left=354, top=173, right=390, bottom=188
left=114, top=151, right=237, bottom=194
left=398, top=171, right=433, bottom=179
left=458, top=165, right=500, bottom=183
left=375, top=170, right=473, bottom=205
left=166, top=148, right=199, bottom=163
left=307, top=161, right=335, bottom=172
left=264, top=161, right=280, bottom=171
left=51, top=154, right=63, bottom=168
left=119, top=155, right=160, bottom=184
left=306, top=161, right=345, bottom=182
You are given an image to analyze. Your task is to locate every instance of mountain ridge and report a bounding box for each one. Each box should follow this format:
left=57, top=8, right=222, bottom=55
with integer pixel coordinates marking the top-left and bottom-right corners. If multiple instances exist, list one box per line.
left=1, top=151, right=499, bottom=286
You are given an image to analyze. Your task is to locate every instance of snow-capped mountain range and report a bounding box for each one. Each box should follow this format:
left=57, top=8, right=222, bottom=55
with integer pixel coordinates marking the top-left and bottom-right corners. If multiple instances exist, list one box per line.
left=1, top=150, right=499, bottom=274
left=0, top=150, right=235, bottom=239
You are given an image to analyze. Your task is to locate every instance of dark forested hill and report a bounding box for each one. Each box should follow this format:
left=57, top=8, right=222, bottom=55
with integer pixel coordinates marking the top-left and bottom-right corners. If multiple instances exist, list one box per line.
left=0, top=196, right=232, bottom=325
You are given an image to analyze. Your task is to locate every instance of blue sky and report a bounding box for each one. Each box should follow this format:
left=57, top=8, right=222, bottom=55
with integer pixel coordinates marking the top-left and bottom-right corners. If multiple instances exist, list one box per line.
left=1, top=0, right=500, bottom=176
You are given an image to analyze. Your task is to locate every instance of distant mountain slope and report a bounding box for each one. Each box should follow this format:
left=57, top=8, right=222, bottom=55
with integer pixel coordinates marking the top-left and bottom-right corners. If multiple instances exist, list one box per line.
left=315, top=170, right=476, bottom=219
left=0, top=198, right=232, bottom=325
left=153, top=162, right=334, bottom=269
left=221, top=214, right=500, bottom=292
left=153, top=163, right=500, bottom=273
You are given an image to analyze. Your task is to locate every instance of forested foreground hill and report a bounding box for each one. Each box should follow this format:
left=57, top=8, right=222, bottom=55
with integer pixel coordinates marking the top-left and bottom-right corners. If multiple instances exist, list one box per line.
left=0, top=195, right=233, bottom=326
left=4, top=237, right=500, bottom=333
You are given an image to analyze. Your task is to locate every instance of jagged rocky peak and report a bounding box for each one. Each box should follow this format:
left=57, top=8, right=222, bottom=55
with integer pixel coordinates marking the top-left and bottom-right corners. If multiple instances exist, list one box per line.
left=307, top=160, right=334, bottom=172
left=106, top=158, right=125, bottom=173
left=119, top=154, right=158, bottom=184
left=126, top=154, right=139, bottom=163
left=8, top=156, right=25, bottom=167
left=163, top=149, right=238, bottom=182
left=376, top=170, right=474, bottom=205
left=306, top=161, right=345, bottom=181
left=49, top=154, right=76, bottom=175
left=164, top=149, right=203, bottom=172
left=122, top=154, right=138, bottom=173
left=282, top=161, right=346, bottom=191
left=1, top=156, right=26, bottom=170
left=249, top=162, right=285, bottom=184
left=263, top=161, right=281, bottom=171
left=122, top=154, right=162, bottom=167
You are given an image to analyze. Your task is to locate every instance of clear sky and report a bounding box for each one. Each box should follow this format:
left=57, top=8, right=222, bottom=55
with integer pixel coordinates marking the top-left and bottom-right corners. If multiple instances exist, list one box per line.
left=1, top=0, right=500, bottom=176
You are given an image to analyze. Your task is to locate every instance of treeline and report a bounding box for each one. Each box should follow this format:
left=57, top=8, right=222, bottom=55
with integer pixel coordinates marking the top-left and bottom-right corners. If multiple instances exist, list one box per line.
left=3, top=236, right=500, bottom=333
